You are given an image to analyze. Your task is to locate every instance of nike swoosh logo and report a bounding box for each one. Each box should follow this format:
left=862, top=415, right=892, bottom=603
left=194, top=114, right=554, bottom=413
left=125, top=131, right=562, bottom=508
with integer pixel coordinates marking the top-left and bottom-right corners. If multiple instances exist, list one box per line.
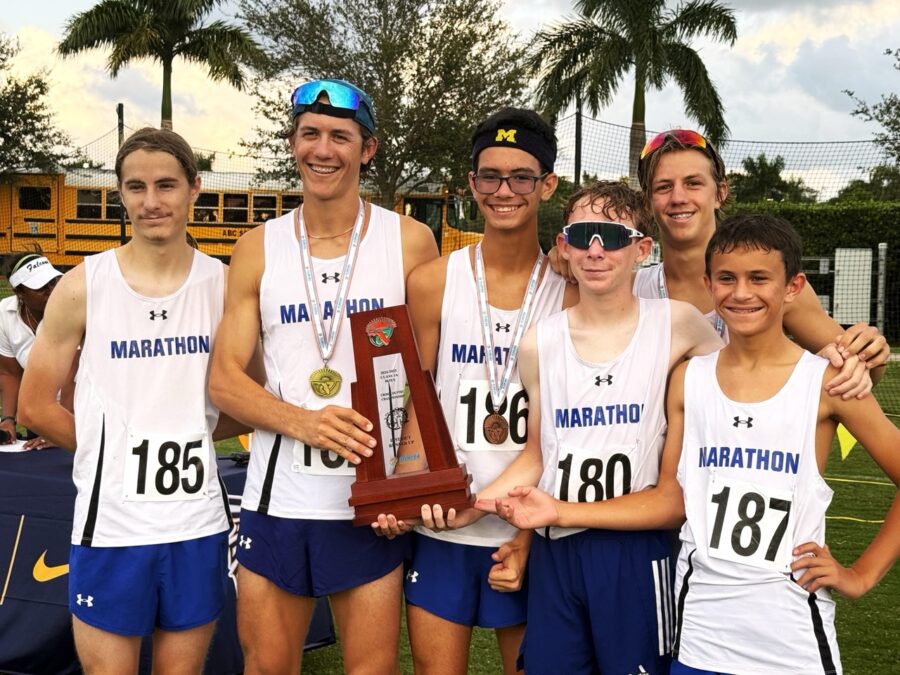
left=33, top=550, right=69, bottom=582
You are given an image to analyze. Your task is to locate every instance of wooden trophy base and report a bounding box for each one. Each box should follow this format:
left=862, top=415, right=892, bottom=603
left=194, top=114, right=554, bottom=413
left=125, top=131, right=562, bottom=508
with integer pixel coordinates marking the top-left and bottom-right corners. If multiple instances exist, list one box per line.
left=349, top=466, right=474, bottom=526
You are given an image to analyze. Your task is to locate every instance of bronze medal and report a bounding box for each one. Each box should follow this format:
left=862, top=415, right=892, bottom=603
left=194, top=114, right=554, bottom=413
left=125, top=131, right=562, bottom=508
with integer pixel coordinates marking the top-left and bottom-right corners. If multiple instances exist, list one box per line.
left=483, top=413, right=509, bottom=445
left=310, top=366, right=342, bottom=398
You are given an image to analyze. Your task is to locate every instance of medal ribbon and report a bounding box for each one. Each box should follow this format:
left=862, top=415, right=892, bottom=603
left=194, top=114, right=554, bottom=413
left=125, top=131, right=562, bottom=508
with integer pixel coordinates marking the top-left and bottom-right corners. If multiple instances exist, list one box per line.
left=474, top=243, right=545, bottom=413
left=296, top=200, right=366, bottom=366
left=655, top=262, right=726, bottom=338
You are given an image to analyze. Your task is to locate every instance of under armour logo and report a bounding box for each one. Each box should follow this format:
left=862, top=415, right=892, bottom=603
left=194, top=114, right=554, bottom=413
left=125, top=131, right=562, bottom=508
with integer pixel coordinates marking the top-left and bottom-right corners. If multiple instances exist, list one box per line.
left=239, top=535, right=252, bottom=550
left=149, top=310, right=168, bottom=320
left=322, top=272, right=341, bottom=283
left=406, top=570, right=419, bottom=583
left=76, top=594, right=93, bottom=607
left=495, top=323, right=511, bottom=332
left=733, top=416, right=753, bottom=428
left=595, top=375, right=613, bottom=386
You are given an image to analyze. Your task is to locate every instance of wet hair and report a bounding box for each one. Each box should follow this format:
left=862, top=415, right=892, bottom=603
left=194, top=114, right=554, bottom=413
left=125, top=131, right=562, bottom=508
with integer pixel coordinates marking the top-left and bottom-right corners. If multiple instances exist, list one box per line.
left=470, top=108, right=557, bottom=173
left=563, top=180, right=655, bottom=237
left=115, top=128, right=198, bottom=184
left=705, top=214, right=802, bottom=280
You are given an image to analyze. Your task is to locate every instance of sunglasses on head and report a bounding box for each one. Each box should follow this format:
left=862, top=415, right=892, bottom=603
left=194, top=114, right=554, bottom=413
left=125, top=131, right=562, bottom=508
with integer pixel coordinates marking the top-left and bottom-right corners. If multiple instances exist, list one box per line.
left=290, top=80, right=375, bottom=133
left=637, top=129, right=724, bottom=187
left=563, top=221, right=644, bottom=251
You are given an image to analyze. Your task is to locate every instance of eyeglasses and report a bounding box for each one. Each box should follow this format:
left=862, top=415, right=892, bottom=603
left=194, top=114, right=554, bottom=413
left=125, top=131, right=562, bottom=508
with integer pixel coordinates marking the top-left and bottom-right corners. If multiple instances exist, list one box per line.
left=471, top=173, right=549, bottom=195
left=290, top=79, right=375, bottom=133
left=563, top=221, right=644, bottom=251
left=637, top=129, right=725, bottom=187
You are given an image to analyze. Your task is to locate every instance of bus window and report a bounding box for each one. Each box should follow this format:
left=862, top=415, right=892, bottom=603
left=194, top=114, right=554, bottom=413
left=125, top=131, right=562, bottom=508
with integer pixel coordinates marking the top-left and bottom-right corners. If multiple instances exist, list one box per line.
left=281, top=194, right=302, bottom=214
left=18, top=187, right=51, bottom=210
left=106, top=190, right=123, bottom=220
left=253, top=195, right=277, bottom=223
left=76, top=189, right=103, bottom=219
left=223, top=193, right=249, bottom=223
left=195, top=193, right=219, bottom=222
left=405, top=198, right=442, bottom=248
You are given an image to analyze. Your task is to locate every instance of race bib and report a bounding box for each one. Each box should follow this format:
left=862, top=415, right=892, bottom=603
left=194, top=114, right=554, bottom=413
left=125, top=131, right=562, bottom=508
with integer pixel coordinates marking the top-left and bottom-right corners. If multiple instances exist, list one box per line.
left=454, top=379, right=527, bottom=452
left=123, top=431, right=209, bottom=502
left=291, top=440, right=356, bottom=476
left=553, top=443, right=634, bottom=503
left=706, top=474, right=794, bottom=572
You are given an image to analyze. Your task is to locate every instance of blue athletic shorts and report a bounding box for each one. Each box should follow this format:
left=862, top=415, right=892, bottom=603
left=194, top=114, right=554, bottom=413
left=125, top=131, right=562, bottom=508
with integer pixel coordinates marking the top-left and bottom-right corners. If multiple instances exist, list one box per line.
left=69, top=531, right=228, bottom=637
left=237, top=509, right=408, bottom=597
left=670, top=659, right=729, bottom=675
left=521, top=528, right=674, bottom=675
left=404, top=532, right=527, bottom=628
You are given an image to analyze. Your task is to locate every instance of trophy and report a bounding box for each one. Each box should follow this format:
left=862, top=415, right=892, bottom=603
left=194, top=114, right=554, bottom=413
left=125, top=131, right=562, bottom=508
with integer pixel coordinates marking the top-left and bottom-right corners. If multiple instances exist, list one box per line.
left=348, top=305, right=473, bottom=526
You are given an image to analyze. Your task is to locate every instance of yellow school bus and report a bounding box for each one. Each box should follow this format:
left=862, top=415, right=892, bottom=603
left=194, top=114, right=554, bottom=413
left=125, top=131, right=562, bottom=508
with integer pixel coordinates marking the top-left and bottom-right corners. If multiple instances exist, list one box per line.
left=0, top=169, right=483, bottom=267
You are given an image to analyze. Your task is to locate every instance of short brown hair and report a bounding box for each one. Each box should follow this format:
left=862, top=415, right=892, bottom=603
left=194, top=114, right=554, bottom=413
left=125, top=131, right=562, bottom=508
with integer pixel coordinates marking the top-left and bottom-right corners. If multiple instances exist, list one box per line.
left=115, top=127, right=198, bottom=184
left=563, top=180, right=655, bottom=237
left=639, top=135, right=729, bottom=215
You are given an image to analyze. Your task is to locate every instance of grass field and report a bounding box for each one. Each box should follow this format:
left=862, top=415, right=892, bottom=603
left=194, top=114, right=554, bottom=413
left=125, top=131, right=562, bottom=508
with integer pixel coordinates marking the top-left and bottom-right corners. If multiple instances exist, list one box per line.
left=216, top=411, right=900, bottom=674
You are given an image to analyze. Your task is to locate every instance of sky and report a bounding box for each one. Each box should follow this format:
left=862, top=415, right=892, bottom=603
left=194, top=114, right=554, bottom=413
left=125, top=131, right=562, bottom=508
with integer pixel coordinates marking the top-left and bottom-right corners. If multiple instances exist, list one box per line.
left=1, top=0, right=899, bottom=159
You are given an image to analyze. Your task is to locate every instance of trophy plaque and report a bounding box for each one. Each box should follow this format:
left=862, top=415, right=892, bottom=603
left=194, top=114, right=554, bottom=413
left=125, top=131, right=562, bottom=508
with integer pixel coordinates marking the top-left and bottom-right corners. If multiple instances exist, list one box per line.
left=348, top=305, right=473, bottom=526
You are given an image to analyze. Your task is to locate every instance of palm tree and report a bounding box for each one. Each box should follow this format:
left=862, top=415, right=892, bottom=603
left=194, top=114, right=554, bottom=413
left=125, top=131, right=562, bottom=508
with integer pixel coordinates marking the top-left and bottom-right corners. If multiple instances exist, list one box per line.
left=58, top=0, right=262, bottom=130
left=531, top=0, right=737, bottom=183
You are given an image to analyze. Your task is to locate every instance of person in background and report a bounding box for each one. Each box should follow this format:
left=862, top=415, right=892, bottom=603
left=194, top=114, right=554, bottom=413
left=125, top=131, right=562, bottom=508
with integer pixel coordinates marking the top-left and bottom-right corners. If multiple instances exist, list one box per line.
left=0, top=252, right=64, bottom=448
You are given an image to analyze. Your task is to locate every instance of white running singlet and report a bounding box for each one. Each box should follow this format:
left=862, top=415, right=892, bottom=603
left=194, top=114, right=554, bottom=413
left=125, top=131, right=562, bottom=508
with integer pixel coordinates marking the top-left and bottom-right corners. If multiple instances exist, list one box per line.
left=242, top=205, right=405, bottom=519
left=536, top=298, right=672, bottom=540
left=73, top=249, right=229, bottom=547
left=633, top=263, right=727, bottom=341
left=421, top=247, right=566, bottom=547
left=674, top=350, right=840, bottom=675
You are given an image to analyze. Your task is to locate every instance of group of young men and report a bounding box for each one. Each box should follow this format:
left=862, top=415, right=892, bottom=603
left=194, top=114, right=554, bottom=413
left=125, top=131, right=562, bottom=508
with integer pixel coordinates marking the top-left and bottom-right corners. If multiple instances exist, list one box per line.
left=15, top=76, right=899, bottom=675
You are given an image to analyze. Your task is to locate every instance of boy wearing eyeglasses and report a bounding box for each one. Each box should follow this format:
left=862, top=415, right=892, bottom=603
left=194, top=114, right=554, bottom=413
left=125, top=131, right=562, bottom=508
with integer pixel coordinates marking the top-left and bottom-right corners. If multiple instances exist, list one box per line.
left=208, top=79, right=438, bottom=674
left=372, top=108, right=577, bottom=674
left=474, top=181, right=723, bottom=674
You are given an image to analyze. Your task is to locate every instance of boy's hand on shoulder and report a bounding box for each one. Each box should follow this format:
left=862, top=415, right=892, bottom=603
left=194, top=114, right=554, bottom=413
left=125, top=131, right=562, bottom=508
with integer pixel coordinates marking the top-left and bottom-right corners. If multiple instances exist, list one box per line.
left=836, top=322, right=890, bottom=369
left=791, top=542, right=869, bottom=599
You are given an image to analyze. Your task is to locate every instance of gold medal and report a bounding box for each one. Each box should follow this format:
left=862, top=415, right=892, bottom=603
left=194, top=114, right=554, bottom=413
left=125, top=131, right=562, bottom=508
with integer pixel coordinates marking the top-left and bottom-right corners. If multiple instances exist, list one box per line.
left=310, top=366, right=342, bottom=398
left=483, top=413, right=509, bottom=445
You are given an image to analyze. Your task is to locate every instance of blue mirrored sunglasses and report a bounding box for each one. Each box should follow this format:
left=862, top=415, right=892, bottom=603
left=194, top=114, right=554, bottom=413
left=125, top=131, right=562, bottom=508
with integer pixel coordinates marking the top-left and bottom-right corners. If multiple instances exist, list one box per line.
left=290, top=79, right=375, bottom=134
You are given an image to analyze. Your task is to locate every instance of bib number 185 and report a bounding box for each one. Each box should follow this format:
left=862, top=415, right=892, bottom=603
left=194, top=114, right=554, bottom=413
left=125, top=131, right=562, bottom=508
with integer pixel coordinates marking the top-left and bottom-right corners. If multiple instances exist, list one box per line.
left=124, top=432, right=209, bottom=502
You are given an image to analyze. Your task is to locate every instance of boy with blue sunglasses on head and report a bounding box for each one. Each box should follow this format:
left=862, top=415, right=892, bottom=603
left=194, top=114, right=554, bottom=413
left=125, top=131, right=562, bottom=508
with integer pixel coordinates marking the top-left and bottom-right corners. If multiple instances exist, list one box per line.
left=474, top=180, right=723, bottom=674
left=209, top=78, right=438, bottom=675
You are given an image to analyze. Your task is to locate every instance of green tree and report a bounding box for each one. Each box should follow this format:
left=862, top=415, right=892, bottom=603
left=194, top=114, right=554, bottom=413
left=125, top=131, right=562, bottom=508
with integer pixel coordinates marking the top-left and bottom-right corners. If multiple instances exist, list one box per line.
left=728, top=153, right=817, bottom=203
left=845, top=48, right=900, bottom=164
left=832, top=165, right=900, bottom=202
left=531, top=0, right=737, bottom=183
left=238, top=0, right=528, bottom=208
left=0, top=35, right=70, bottom=177
left=57, top=0, right=263, bottom=130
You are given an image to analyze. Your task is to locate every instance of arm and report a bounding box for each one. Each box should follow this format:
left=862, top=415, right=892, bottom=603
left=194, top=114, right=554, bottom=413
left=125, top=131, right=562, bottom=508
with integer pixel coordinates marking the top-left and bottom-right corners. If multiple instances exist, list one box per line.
left=208, top=228, right=375, bottom=463
left=18, top=268, right=87, bottom=451
left=784, top=281, right=888, bottom=395
left=0, top=355, right=22, bottom=443
left=791, top=369, right=900, bottom=598
left=669, top=300, right=724, bottom=367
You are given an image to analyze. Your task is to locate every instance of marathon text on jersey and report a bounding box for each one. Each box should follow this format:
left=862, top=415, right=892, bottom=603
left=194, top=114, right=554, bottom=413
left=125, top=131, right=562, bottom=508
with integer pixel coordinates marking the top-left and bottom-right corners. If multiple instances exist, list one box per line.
left=698, top=445, right=800, bottom=474
left=279, top=298, right=385, bottom=324
left=554, top=403, right=643, bottom=428
left=451, top=343, right=511, bottom=365
left=110, top=335, right=211, bottom=359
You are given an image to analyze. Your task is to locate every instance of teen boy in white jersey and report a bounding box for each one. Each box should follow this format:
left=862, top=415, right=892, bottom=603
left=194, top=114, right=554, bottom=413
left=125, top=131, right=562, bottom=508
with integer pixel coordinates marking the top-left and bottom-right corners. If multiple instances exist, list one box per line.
left=19, top=128, right=244, bottom=674
left=208, top=79, right=438, bottom=675
left=486, top=214, right=900, bottom=675
left=376, top=108, right=577, bottom=674
left=469, top=181, right=722, bottom=673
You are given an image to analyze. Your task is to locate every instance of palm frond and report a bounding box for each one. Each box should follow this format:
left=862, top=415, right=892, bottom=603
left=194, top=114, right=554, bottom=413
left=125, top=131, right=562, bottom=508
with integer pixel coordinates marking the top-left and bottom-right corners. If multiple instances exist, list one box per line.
left=57, top=0, right=142, bottom=55
left=663, top=41, right=729, bottom=144
left=177, top=22, right=263, bottom=88
left=664, top=0, right=737, bottom=45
